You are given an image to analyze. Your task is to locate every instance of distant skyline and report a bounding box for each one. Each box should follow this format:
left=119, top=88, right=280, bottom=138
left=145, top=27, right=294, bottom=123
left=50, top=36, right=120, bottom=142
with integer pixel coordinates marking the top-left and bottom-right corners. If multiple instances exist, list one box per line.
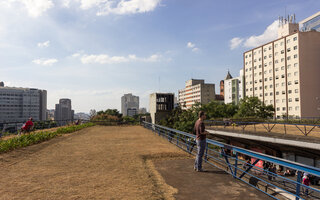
left=1, top=0, right=319, bottom=113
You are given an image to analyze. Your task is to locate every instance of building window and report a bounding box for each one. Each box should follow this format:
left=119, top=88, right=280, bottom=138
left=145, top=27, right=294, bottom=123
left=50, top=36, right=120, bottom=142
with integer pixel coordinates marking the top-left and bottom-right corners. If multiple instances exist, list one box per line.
left=281, top=74, right=285, bottom=78
left=275, top=44, right=278, bottom=48
left=294, top=46, right=297, bottom=50
left=276, top=76, right=279, bottom=80
left=288, top=90, right=292, bottom=94
left=275, top=68, right=279, bottom=71
left=294, top=63, right=298, bottom=67
left=295, top=106, right=299, bottom=111
left=289, top=98, right=292, bottom=102
left=289, top=107, right=292, bottom=111
left=295, top=89, right=299, bottom=93
left=276, top=91, right=279, bottom=95
left=275, top=52, right=278, bottom=56
left=275, top=60, right=278, bottom=64
left=280, top=42, right=283, bottom=46
left=270, top=100, right=273, bottom=104
left=287, top=39, right=290, bottom=43
left=294, top=54, right=298, bottom=59
left=295, top=80, right=299, bottom=84
left=294, top=72, right=298, bottom=76
left=288, top=73, right=291, bottom=77
left=269, top=46, right=272, bottom=50
left=281, top=66, right=284, bottom=70
left=265, top=93, right=268, bottom=96
left=269, top=69, right=272, bottom=73
left=287, top=56, right=291, bottom=60
left=269, top=77, right=273, bottom=80
left=293, top=37, right=297, bottom=41
left=287, top=64, right=291, bottom=69
left=269, top=54, right=272, bottom=58
left=281, top=58, right=284, bottom=62
left=283, top=107, right=286, bottom=111
left=277, top=107, right=280, bottom=111
left=282, top=99, right=285, bottom=103
left=281, top=50, right=284, bottom=54
left=282, top=91, right=286, bottom=94
left=288, top=81, right=292, bottom=85
left=270, top=92, right=273, bottom=96
left=276, top=99, right=279, bottom=103
left=281, top=82, right=285, bottom=86
left=295, top=98, right=299, bottom=102
left=265, top=86, right=268, bottom=89
left=287, top=48, right=291, bottom=52
left=276, top=83, right=279, bottom=87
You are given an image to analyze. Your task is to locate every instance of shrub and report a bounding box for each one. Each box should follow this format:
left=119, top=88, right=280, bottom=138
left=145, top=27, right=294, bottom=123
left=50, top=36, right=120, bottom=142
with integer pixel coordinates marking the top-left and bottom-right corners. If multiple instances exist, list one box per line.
left=0, top=123, right=95, bottom=153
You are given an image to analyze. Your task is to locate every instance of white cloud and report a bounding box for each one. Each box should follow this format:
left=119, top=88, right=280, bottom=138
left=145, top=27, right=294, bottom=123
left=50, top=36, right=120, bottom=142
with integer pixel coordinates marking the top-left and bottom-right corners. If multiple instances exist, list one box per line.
left=229, top=37, right=244, bottom=50
left=37, top=40, right=50, bottom=48
left=244, top=20, right=279, bottom=48
left=192, top=47, right=199, bottom=52
left=32, top=58, right=58, bottom=66
left=229, top=20, right=279, bottom=50
left=80, top=53, right=161, bottom=64
left=187, top=42, right=195, bottom=48
left=97, top=0, right=162, bottom=15
left=14, top=0, right=54, bottom=17
left=187, top=42, right=200, bottom=52
left=72, top=53, right=81, bottom=57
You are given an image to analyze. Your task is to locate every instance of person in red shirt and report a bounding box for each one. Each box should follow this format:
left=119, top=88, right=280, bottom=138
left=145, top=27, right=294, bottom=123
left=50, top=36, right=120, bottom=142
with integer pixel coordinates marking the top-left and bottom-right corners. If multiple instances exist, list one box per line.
left=20, top=117, right=34, bottom=135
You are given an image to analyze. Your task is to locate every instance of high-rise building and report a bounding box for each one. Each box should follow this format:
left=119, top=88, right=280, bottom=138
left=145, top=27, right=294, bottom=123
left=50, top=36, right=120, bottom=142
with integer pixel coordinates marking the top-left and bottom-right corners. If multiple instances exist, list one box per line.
left=54, top=98, right=74, bottom=124
left=224, top=70, right=244, bottom=105
left=149, top=93, right=174, bottom=124
left=244, top=15, right=320, bottom=118
left=121, top=93, right=139, bottom=117
left=178, top=79, right=216, bottom=109
left=300, top=11, right=320, bottom=32
left=0, top=82, right=47, bottom=122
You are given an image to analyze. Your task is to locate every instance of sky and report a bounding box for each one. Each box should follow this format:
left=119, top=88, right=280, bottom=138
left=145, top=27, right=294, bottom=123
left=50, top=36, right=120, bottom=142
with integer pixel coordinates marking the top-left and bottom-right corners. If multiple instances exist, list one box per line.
left=0, top=0, right=319, bottom=113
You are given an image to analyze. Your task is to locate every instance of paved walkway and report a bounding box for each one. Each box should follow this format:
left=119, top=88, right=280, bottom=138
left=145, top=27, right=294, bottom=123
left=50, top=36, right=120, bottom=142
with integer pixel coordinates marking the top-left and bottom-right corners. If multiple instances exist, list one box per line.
left=155, top=159, right=272, bottom=200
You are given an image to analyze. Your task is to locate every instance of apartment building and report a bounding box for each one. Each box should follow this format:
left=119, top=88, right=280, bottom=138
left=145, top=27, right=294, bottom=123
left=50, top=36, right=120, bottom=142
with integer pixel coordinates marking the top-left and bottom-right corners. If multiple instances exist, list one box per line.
left=244, top=17, right=320, bottom=118
left=121, top=93, right=139, bottom=117
left=300, top=11, right=320, bottom=32
left=224, top=70, right=244, bottom=105
left=0, top=82, right=47, bottom=122
left=178, top=79, right=216, bottom=109
left=149, top=93, right=174, bottom=124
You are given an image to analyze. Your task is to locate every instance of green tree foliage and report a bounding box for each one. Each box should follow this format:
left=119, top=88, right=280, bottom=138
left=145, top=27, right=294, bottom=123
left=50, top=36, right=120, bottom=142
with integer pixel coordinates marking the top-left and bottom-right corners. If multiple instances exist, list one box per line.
left=235, top=97, right=274, bottom=118
left=159, top=97, right=274, bottom=132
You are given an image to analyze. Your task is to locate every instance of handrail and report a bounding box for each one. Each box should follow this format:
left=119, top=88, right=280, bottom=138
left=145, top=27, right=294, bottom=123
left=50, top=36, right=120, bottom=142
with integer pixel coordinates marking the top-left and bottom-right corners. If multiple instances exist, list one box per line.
left=142, top=121, right=320, bottom=200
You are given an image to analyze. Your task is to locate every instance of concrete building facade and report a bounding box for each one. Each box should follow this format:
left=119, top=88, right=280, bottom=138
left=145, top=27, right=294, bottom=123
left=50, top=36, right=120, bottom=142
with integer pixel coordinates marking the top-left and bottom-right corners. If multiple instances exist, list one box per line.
left=54, top=98, right=74, bottom=123
left=244, top=19, right=320, bottom=118
left=121, top=93, right=139, bottom=117
left=178, top=79, right=216, bottom=109
left=224, top=70, right=244, bottom=105
left=0, top=82, right=47, bottom=122
left=149, top=93, right=174, bottom=124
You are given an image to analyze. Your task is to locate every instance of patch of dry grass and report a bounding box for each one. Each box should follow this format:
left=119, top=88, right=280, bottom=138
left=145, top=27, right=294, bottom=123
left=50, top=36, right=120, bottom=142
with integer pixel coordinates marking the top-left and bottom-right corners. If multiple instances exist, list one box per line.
left=0, top=126, right=190, bottom=200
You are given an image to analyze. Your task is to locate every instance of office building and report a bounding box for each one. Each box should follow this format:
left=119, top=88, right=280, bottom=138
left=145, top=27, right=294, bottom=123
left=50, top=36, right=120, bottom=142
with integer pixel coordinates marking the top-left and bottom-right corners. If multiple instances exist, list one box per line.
left=121, top=93, right=139, bottom=117
left=244, top=15, right=320, bottom=118
left=224, top=70, right=244, bottom=105
left=149, top=93, right=174, bottom=124
left=178, top=79, right=216, bottom=109
left=0, top=82, right=47, bottom=122
left=54, top=98, right=74, bottom=124
left=300, top=11, right=320, bottom=32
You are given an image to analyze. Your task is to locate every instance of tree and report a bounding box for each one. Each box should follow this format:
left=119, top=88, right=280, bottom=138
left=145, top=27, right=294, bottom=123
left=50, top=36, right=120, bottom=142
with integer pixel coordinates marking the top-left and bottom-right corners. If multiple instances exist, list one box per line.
left=236, top=97, right=274, bottom=119
left=89, top=109, right=97, bottom=119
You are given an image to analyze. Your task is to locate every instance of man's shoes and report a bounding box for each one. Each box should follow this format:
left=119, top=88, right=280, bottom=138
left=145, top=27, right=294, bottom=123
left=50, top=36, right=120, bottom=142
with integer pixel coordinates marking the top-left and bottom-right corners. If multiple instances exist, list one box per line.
left=194, top=167, right=197, bottom=171
left=196, top=168, right=204, bottom=172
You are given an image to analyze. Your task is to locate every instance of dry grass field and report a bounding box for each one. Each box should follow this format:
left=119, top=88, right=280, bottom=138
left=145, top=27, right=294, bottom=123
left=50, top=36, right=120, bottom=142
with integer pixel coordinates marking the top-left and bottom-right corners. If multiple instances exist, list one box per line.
left=0, top=126, right=189, bottom=200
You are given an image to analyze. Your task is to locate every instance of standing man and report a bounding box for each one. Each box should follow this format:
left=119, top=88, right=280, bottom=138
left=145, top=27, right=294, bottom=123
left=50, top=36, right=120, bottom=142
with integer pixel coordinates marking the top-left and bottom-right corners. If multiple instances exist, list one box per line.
left=194, top=111, right=208, bottom=172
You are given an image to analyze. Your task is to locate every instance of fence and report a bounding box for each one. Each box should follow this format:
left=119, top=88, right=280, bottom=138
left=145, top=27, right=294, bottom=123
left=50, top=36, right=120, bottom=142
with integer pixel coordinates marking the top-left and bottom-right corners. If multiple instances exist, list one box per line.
left=142, top=121, right=320, bottom=200
left=205, top=120, right=320, bottom=137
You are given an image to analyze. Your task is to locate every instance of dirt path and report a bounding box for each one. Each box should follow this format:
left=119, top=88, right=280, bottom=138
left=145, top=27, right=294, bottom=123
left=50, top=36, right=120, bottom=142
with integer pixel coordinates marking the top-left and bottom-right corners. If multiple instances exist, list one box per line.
left=0, top=126, right=187, bottom=200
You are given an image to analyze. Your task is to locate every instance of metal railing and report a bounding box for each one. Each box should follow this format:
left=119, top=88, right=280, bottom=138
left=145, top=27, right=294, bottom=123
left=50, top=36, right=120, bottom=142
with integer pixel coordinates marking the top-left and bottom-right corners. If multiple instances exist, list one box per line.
left=142, top=121, right=320, bottom=200
left=205, top=120, right=320, bottom=137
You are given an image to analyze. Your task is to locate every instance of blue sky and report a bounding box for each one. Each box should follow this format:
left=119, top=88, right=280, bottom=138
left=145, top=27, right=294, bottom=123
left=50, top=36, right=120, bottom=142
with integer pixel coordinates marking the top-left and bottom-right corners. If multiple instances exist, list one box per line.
left=0, top=0, right=319, bottom=113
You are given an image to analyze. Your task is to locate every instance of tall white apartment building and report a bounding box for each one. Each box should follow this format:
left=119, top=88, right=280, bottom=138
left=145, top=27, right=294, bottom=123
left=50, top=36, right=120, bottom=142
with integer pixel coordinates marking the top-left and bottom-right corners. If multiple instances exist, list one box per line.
left=300, top=11, right=320, bottom=32
left=0, top=82, right=47, bottom=122
left=224, top=70, right=244, bottom=105
left=178, top=79, right=215, bottom=109
left=121, top=93, right=139, bottom=117
left=244, top=16, right=320, bottom=118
